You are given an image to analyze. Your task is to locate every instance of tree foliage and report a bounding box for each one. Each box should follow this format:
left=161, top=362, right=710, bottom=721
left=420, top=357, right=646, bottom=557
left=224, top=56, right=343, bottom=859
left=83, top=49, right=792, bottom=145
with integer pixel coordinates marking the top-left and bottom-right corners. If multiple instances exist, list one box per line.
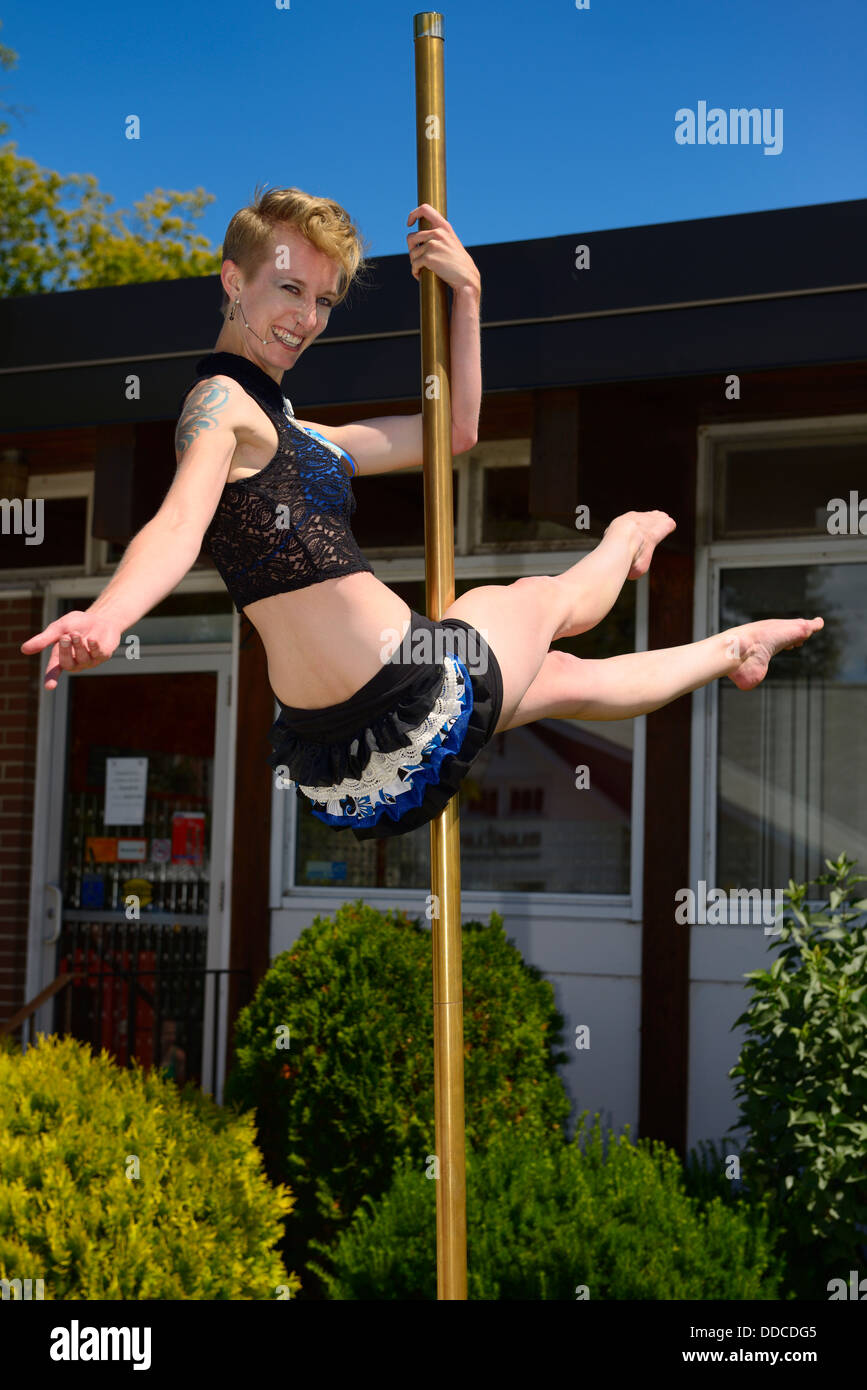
left=0, top=20, right=222, bottom=298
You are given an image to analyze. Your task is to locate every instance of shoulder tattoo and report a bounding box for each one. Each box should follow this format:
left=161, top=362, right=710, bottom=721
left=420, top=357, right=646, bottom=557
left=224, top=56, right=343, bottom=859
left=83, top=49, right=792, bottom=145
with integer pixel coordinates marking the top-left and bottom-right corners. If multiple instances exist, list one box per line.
left=175, top=379, right=232, bottom=460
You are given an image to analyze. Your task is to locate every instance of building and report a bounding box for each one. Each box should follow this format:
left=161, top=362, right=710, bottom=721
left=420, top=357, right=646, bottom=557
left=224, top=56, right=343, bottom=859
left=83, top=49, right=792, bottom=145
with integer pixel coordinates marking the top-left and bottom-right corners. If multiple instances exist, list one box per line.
left=1, top=197, right=864, bottom=1156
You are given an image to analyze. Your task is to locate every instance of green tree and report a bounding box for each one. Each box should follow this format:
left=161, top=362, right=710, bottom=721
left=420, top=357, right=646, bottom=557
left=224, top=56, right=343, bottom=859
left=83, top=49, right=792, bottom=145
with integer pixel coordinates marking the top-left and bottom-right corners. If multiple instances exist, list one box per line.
left=0, top=21, right=222, bottom=297
left=0, top=19, right=23, bottom=138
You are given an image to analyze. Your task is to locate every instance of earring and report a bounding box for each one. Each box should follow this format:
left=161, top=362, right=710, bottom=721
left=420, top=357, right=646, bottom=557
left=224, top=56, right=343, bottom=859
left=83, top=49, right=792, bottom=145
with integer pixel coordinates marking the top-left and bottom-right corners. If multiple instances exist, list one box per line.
left=229, top=298, right=239, bottom=321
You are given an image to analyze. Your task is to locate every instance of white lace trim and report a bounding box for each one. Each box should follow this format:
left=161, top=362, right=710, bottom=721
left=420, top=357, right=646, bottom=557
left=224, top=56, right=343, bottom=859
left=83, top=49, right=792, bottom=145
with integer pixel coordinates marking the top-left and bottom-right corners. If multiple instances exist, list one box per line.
left=298, top=656, right=466, bottom=812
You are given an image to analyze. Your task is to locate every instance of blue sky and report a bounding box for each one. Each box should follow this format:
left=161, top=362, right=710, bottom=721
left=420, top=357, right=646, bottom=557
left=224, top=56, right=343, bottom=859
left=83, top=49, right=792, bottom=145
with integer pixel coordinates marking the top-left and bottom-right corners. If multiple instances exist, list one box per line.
left=1, top=0, right=864, bottom=260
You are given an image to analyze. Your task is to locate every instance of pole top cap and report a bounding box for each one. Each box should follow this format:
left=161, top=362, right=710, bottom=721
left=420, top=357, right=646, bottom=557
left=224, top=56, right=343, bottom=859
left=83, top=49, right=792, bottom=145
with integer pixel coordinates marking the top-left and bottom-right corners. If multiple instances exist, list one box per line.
left=413, top=12, right=444, bottom=39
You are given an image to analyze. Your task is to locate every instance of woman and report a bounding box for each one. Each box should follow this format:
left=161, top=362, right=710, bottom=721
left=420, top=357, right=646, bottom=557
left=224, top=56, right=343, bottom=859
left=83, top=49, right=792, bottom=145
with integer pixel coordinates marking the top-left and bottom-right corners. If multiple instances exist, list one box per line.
left=22, top=187, right=823, bottom=840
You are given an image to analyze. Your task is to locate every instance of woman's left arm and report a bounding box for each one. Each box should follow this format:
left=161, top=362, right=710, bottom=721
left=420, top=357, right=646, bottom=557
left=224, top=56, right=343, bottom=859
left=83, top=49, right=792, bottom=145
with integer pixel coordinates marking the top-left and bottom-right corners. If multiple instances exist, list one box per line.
left=305, top=206, right=482, bottom=472
left=408, top=203, right=482, bottom=453
left=447, top=282, right=482, bottom=452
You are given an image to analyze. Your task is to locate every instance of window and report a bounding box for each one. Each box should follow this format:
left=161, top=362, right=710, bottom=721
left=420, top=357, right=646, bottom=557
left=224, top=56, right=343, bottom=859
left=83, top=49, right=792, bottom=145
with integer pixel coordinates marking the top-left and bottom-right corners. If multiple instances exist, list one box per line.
left=478, top=442, right=580, bottom=550
left=352, top=468, right=455, bottom=553
left=0, top=471, right=94, bottom=572
left=695, top=418, right=867, bottom=897
left=509, top=787, right=544, bottom=816
left=350, top=441, right=583, bottom=559
left=712, top=432, right=867, bottom=540
left=716, top=562, right=866, bottom=887
left=283, top=570, right=641, bottom=897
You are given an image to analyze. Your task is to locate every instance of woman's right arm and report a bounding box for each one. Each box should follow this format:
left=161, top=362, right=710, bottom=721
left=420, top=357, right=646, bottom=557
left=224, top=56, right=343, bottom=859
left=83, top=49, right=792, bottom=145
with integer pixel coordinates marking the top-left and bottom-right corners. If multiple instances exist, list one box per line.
left=21, top=377, right=240, bottom=690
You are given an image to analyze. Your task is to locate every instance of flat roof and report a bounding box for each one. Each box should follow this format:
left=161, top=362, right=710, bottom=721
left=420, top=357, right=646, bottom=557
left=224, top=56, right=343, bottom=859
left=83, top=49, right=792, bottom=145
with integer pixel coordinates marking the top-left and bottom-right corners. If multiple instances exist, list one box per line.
left=0, top=198, right=864, bottom=430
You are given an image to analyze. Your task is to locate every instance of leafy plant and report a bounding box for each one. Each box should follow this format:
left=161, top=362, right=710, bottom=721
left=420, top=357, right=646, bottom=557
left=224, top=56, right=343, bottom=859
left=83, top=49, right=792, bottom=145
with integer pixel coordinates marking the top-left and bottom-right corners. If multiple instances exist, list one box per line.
left=308, top=1114, right=783, bottom=1300
left=0, top=23, right=220, bottom=301
left=682, top=1135, right=745, bottom=1207
left=223, top=901, right=571, bottom=1295
left=729, top=853, right=867, bottom=1297
left=0, top=1033, right=298, bottom=1299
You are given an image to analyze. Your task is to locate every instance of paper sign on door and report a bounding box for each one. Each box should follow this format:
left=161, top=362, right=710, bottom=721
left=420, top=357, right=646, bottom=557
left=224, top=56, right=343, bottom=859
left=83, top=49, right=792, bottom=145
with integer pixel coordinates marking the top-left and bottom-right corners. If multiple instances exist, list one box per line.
left=104, top=758, right=148, bottom=825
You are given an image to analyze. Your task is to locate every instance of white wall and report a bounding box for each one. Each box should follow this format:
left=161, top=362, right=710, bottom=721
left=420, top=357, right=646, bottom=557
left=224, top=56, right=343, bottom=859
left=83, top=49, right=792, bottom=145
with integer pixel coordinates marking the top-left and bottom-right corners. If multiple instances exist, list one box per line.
left=270, top=895, right=642, bottom=1144
left=687, top=924, right=784, bottom=1154
left=267, top=900, right=779, bottom=1162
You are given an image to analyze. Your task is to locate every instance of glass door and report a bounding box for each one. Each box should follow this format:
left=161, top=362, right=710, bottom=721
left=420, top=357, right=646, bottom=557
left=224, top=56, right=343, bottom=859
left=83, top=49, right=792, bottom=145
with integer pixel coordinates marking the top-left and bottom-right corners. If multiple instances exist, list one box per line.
left=30, top=651, right=235, bottom=1097
left=715, top=561, right=867, bottom=889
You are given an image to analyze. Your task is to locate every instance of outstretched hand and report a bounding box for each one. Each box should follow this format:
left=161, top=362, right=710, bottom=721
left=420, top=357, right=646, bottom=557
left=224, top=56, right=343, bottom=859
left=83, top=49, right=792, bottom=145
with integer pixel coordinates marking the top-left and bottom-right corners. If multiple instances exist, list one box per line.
left=20, top=610, right=121, bottom=691
left=406, top=204, right=481, bottom=294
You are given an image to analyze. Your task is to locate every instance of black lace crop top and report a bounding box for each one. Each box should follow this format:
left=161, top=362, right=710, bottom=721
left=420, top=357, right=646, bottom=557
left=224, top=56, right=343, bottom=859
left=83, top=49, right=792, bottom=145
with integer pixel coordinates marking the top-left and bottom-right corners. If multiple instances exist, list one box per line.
left=178, top=351, right=375, bottom=613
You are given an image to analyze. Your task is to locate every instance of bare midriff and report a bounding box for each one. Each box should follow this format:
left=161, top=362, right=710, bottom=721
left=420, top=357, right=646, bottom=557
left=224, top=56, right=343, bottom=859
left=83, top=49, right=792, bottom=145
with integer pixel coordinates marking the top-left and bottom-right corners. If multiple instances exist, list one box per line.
left=246, top=576, right=413, bottom=709
left=226, top=386, right=412, bottom=711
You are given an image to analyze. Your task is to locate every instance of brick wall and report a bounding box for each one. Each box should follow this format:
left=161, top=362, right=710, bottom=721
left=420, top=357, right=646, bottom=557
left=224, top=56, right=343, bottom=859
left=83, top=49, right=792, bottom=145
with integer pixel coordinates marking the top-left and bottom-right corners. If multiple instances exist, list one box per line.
left=0, top=594, right=44, bottom=1026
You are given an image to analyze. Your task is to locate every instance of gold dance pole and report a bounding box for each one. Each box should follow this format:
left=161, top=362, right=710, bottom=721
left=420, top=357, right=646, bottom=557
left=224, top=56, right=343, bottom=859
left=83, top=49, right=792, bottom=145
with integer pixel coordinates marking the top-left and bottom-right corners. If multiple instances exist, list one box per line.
left=413, top=11, right=467, bottom=1301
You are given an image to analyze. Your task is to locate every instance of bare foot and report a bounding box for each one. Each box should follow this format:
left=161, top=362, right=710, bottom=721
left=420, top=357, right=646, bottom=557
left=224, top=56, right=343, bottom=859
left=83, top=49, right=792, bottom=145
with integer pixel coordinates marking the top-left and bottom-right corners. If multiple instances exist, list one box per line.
left=727, top=617, right=824, bottom=691
left=625, top=511, right=677, bottom=579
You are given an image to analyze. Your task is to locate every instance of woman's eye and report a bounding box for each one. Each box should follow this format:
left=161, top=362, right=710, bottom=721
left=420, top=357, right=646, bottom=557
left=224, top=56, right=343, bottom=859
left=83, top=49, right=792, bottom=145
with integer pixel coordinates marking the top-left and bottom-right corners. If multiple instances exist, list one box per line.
left=281, top=284, right=332, bottom=309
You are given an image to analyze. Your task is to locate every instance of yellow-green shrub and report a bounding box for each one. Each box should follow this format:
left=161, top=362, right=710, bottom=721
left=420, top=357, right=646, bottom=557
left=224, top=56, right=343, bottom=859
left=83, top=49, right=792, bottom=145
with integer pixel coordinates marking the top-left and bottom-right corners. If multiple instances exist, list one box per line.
left=0, top=1033, right=300, bottom=1299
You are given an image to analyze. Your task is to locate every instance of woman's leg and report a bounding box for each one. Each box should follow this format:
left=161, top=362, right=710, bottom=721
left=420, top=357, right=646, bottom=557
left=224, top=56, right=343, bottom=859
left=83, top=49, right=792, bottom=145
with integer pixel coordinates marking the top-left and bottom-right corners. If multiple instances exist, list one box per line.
left=497, top=617, right=824, bottom=732
left=443, top=510, right=675, bottom=727
left=547, top=510, right=675, bottom=640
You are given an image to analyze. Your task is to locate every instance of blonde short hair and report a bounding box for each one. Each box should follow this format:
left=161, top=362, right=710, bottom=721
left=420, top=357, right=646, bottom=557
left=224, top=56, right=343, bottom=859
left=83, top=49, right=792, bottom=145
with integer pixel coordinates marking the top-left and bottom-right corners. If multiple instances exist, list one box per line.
left=219, top=184, right=371, bottom=317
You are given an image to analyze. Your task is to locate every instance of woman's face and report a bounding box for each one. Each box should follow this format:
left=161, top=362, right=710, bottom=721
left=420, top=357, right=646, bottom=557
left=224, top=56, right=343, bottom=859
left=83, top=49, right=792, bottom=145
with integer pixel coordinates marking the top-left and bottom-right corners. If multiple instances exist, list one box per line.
left=221, top=224, right=341, bottom=374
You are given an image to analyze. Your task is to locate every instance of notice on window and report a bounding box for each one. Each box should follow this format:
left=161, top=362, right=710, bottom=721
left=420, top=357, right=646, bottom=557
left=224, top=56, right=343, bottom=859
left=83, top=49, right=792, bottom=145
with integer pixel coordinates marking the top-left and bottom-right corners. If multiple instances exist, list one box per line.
left=104, top=757, right=148, bottom=826
left=305, top=860, right=347, bottom=881
left=85, top=837, right=117, bottom=864
left=172, top=812, right=206, bottom=866
left=117, top=839, right=148, bottom=862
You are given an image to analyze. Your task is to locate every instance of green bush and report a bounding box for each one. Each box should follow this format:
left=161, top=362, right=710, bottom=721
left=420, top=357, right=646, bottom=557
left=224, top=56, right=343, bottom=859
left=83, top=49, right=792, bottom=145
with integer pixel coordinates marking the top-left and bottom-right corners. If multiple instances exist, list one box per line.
left=308, top=1113, right=783, bottom=1300
left=730, top=853, right=867, bottom=1298
left=223, top=901, right=570, bottom=1291
left=0, top=1033, right=300, bottom=1299
left=682, top=1136, right=746, bottom=1207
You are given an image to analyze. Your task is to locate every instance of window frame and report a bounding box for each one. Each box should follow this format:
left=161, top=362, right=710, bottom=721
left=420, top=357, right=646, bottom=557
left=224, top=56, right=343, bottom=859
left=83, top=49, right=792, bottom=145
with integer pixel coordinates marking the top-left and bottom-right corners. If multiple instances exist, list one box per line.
left=472, top=441, right=580, bottom=554
left=272, top=546, right=649, bottom=920
left=0, top=469, right=96, bottom=578
left=690, top=414, right=867, bottom=900
left=354, top=442, right=586, bottom=561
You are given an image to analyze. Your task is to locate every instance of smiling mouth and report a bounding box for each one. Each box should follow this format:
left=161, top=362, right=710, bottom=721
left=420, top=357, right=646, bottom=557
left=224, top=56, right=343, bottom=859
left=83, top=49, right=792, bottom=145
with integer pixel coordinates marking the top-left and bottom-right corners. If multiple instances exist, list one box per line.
left=272, top=327, right=303, bottom=349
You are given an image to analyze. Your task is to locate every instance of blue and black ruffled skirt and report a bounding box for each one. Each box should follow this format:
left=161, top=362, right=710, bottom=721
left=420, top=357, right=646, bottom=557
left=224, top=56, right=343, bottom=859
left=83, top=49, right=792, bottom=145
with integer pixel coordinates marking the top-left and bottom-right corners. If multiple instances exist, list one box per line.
left=266, top=610, right=504, bottom=840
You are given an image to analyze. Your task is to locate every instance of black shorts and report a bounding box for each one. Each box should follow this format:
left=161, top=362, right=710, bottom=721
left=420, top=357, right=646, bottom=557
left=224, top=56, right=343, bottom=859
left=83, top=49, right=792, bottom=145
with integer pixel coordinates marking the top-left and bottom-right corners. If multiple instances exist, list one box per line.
left=266, top=610, right=504, bottom=841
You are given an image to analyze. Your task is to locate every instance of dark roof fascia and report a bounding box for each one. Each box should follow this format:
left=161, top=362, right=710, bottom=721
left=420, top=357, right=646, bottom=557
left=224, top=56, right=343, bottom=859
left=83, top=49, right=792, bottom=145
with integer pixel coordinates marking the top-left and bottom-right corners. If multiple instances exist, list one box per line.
left=0, top=198, right=864, bottom=430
